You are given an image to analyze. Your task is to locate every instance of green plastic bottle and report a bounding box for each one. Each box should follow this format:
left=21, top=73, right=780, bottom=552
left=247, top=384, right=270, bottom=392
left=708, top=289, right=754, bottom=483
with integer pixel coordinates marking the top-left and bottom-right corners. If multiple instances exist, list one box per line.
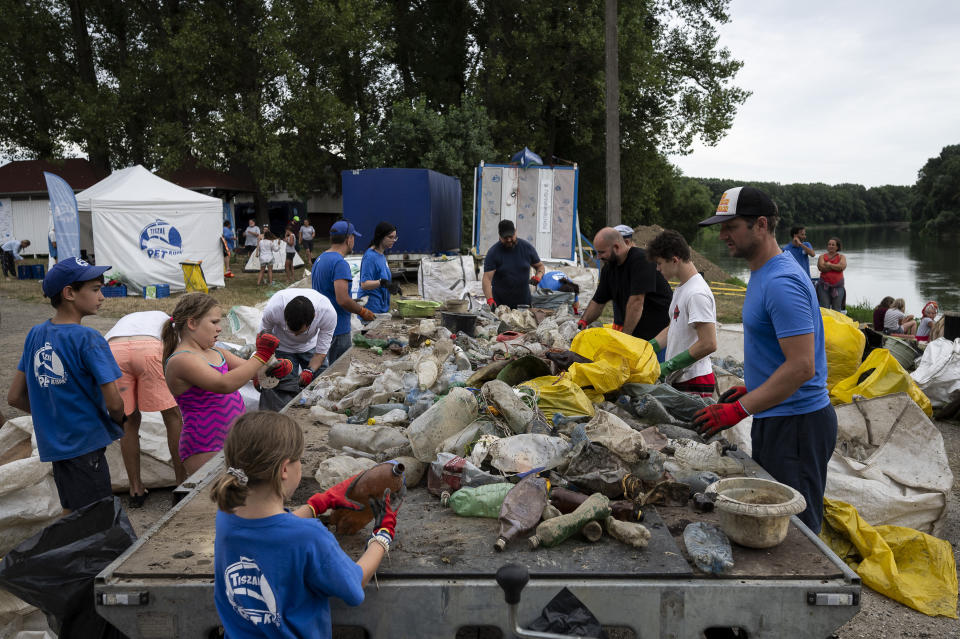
left=447, top=483, right=513, bottom=518
left=529, top=493, right=611, bottom=548
left=353, top=333, right=388, bottom=348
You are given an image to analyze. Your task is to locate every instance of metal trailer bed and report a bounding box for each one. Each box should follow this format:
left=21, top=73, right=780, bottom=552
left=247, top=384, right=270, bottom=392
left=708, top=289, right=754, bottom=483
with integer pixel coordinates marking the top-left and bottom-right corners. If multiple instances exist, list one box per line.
left=95, top=331, right=861, bottom=638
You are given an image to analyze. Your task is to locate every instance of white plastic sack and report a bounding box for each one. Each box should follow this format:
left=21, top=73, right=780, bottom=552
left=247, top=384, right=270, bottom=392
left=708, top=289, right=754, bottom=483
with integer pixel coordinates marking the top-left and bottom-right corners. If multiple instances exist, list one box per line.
left=243, top=249, right=305, bottom=272
left=0, top=589, right=54, bottom=639
left=105, top=411, right=178, bottom=491
left=0, top=418, right=62, bottom=556
left=418, top=255, right=477, bottom=302
left=825, top=393, right=953, bottom=536
left=583, top=410, right=649, bottom=463
left=226, top=304, right=265, bottom=343
left=910, top=337, right=960, bottom=407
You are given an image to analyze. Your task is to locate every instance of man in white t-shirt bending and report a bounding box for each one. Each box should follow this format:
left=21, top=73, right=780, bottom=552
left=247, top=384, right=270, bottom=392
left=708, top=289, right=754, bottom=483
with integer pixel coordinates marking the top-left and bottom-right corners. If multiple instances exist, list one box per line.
left=646, top=230, right=718, bottom=397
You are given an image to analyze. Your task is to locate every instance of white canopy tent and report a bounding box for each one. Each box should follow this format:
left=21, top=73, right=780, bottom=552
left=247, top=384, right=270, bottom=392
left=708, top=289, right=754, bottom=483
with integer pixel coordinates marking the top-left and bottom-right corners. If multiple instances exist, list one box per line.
left=76, top=165, right=225, bottom=293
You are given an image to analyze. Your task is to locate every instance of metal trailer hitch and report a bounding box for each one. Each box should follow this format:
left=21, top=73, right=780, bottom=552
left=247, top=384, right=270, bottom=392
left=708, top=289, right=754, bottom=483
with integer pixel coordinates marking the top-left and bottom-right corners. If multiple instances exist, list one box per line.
left=495, top=564, right=602, bottom=639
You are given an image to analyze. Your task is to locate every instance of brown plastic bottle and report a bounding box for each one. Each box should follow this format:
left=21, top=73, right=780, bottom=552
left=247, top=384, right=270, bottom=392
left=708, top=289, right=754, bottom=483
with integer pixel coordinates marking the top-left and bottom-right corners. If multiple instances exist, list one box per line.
left=550, top=487, right=642, bottom=522
left=330, top=462, right=405, bottom=535
left=494, top=475, right=548, bottom=551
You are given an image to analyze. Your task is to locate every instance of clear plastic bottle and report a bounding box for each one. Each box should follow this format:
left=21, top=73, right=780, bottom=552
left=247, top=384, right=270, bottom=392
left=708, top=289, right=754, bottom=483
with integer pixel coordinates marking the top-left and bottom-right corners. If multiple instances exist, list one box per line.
left=683, top=521, right=734, bottom=574
left=447, top=483, right=513, bottom=518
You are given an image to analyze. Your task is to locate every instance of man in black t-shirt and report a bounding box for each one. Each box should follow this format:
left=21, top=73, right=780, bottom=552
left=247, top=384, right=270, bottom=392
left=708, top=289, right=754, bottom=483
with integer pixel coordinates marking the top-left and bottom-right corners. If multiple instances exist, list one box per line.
left=483, top=220, right=545, bottom=310
left=578, top=227, right=671, bottom=339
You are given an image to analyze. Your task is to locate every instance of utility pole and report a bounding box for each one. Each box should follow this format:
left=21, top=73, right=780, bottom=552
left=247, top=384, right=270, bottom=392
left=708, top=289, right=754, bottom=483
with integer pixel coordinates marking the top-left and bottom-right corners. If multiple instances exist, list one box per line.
left=605, top=0, right=621, bottom=227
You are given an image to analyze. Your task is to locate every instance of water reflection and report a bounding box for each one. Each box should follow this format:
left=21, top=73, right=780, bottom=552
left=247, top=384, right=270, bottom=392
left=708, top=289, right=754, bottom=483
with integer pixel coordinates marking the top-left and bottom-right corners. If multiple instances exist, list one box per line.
left=691, top=225, right=959, bottom=313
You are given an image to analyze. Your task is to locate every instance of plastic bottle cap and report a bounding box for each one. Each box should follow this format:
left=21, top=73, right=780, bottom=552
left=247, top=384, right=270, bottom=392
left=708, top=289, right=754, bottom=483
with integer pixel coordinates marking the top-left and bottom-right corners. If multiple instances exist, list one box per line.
left=494, top=537, right=507, bottom=551
left=425, top=339, right=432, bottom=346
left=367, top=418, right=376, bottom=425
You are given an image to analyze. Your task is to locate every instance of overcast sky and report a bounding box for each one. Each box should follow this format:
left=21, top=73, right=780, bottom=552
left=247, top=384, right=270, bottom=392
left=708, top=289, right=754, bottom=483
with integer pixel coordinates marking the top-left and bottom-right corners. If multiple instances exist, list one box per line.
left=668, top=1, right=960, bottom=187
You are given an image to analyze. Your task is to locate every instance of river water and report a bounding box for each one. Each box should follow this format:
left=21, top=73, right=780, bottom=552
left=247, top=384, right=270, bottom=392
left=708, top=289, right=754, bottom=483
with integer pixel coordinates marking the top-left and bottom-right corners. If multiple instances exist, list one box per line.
left=691, top=225, right=959, bottom=314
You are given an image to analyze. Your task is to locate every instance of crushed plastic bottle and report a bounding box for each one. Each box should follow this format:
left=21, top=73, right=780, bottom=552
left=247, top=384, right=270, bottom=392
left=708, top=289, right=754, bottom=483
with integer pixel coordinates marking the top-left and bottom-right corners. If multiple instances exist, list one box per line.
left=353, top=333, right=388, bottom=348
left=495, top=474, right=549, bottom=551
left=605, top=517, right=651, bottom=548
left=683, top=521, right=734, bottom=574
left=406, top=387, right=479, bottom=462
left=671, top=439, right=745, bottom=476
left=529, top=493, right=611, bottom=549
left=366, top=409, right=407, bottom=425
left=447, top=483, right=513, bottom=518
left=427, top=452, right=504, bottom=497
left=367, top=403, right=407, bottom=418
left=330, top=461, right=406, bottom=535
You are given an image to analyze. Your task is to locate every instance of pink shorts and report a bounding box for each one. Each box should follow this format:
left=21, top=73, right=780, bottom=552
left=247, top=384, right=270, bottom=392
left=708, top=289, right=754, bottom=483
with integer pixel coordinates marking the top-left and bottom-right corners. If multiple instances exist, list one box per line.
left=109, top=339, right=178, bottom=415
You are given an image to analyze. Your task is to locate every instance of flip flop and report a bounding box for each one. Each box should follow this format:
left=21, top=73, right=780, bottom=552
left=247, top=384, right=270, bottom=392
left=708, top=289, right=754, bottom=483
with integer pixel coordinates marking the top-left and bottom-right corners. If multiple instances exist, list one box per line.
left=129, top=491, right=148, bottom=508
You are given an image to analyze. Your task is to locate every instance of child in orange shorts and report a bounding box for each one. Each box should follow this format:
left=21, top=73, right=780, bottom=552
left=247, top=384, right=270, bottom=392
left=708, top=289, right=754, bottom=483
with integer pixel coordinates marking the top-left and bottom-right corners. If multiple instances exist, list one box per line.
left=107, top=310, right=187, bottom=506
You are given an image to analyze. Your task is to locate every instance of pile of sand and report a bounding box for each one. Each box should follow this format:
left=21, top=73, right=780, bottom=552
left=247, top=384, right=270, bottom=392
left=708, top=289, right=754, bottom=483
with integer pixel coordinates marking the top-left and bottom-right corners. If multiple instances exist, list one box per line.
left=631, top=225, right=731, bottom=283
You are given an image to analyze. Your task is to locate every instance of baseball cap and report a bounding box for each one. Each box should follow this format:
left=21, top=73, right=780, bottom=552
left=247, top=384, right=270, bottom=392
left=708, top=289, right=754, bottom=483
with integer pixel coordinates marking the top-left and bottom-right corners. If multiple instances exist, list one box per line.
left=330, top=220, right=361, bottom=237
left=614, top=224, right=634, bottom=238
left=293, top=216, right=300, bottom=222
left=42, top=256, right=111, bottom=297
left=699, top=186, right=777, bottom=226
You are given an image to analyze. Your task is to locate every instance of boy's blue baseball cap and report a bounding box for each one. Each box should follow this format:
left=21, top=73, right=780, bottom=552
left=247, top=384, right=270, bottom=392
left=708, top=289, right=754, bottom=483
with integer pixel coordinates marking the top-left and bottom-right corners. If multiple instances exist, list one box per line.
left=42, top=256, right=111, bottom=297
left=330, top=220, right=361, bottom=237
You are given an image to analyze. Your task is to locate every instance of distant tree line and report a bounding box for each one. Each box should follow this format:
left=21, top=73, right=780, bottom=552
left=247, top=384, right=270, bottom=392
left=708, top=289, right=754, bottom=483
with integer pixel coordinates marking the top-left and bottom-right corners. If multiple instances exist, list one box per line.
left=911, top=144, right=960, bottom=235
left=0, top=0, right=748, bottom=237
left=695, top=179, right=912, bottom=229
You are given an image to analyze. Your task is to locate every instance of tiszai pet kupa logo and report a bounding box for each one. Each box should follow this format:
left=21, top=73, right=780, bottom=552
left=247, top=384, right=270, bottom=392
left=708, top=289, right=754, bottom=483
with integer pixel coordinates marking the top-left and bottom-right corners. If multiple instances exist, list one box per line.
left=139, top=219, right=183, bottom=259
left=33, top=342, right=66, bottom=388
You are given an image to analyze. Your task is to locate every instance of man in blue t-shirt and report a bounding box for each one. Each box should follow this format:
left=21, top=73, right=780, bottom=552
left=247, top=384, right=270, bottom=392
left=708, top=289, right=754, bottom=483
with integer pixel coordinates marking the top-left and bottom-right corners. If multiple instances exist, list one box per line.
left=781, top=225, right=814, bottom=276
left=311, top=220, right=375, bottom=367
left=8, top=257, right=126, bottom=512
left=482, top=220, right=545, bottom=310
left=692, top=186, right=837, bottom=533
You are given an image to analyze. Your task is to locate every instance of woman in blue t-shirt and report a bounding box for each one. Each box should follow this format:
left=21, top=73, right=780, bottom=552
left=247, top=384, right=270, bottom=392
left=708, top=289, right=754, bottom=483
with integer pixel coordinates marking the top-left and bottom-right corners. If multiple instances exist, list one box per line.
left=358, top=222, right=401, bottom=314
left=212, top=411, right=401, bottom=638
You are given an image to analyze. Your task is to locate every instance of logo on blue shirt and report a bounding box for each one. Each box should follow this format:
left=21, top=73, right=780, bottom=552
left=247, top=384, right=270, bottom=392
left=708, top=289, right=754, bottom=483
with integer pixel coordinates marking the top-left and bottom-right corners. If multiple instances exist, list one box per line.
left=224, top=557, right=281, bottom=627
left=139, top=220, right=183, bottom=260
left=33, top=342, right=66, bottom=388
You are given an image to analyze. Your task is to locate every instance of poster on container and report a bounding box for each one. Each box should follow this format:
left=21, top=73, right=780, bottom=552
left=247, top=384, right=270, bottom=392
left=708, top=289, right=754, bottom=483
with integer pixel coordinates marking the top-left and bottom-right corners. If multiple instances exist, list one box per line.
left=0, top=198, right=12, bottom=243
left=472, top=162, right=580, bottom=263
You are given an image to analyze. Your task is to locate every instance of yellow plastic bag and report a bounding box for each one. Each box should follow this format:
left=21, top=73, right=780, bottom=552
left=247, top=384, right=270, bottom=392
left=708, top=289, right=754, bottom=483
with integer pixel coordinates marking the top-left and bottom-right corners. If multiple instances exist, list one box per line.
left=821, top=308, right=866, bottom=391
left=520, top=375, right=596, bottom=421
left=570, top=327, right=660, bottom=385
left=830, top=348, right=933, bottom=416
left=820, top=498, right=958, bottom=618
left=566, top=350, right=631, bottom=393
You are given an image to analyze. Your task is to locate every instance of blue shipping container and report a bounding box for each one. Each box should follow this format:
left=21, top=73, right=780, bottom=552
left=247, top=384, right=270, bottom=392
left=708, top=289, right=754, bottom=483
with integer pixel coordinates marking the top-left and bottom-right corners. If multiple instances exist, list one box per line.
left=341, top=169, right=462, bottom=254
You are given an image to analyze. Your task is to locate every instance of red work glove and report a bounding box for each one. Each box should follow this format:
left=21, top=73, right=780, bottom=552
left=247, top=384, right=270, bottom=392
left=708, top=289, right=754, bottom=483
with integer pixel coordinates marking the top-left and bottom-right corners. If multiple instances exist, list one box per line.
left=298, top=368, right=314, bottom=388
left=529, top=275, right=541, bottom=286
left=369, top=487, right=403, bottom=539
left=307, top=474, right=365, bottom=517
left=718, top=386, right=748, bottom=404
left=358, top=307, right=375, bottom=322
left=253, top=332, right=280, bottom=364
left=486, top=297, right=497, bottom=312
left=611, top=323, right=624, bottom=332
left=266, top=358, right=293, bottom=378
left=693, top=401, right=750, bottom=438
left=577, top=319, right=588, bottom=331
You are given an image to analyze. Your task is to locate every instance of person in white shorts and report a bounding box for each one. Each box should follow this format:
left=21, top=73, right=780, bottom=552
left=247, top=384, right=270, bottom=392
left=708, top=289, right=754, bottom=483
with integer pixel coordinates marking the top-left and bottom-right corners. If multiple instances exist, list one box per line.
left=645, top=229, right=718, bottom=397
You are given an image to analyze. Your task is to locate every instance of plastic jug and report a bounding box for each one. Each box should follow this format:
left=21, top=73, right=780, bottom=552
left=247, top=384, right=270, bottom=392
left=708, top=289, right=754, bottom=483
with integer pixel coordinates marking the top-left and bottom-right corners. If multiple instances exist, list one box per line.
left=447, top=483, right=513, bottom=518
left=495, top=475, right=549, bottom=551
left=529, top=493, right=611, bottom=549
left=329, top=461, right=406, bottom=535
left=406, top=387, right=479, bottom=462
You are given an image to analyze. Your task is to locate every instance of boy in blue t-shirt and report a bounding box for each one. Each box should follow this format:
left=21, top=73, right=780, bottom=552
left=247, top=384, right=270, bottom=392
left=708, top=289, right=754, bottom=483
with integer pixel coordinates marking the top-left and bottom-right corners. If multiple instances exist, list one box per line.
left=7, top=257, right=126, bottom=512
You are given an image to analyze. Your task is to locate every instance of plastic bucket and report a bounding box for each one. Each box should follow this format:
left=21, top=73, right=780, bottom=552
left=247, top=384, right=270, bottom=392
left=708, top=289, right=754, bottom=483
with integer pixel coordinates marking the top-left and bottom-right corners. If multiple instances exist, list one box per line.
left=706, top=477, right=806, bottom=548
left=440, top=311, right=478, bottom=337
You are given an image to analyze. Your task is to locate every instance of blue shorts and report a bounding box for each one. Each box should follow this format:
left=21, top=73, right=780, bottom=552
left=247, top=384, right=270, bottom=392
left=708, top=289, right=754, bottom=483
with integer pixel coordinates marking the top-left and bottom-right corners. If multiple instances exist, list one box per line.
left=751, top=404, right=837, bottom=534
left=52, top=448, right=113, bottom=511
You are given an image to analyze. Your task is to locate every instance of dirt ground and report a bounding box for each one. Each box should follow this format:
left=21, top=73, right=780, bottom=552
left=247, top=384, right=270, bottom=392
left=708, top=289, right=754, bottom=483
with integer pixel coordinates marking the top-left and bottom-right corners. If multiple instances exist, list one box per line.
left=0, top=293, right=958, bottom=636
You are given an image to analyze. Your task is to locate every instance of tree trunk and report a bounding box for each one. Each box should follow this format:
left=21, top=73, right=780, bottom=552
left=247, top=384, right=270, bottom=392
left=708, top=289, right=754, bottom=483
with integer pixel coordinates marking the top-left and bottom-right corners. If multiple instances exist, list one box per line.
left=68, top=0, right=111, bottom=172
left=604, top=0, right=621, bottom=227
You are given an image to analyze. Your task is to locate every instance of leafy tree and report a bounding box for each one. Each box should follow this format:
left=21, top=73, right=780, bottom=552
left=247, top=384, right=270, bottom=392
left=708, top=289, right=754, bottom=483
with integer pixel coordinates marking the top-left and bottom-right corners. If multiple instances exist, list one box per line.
left=911, top=145, right=960, bottom=234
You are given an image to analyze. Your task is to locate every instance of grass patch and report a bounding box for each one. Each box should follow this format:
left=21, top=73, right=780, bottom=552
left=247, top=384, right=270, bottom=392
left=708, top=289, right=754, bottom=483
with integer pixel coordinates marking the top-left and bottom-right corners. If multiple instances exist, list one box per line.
left=725, top=276, right=747, bottom=288
left=845, top=298, right=874, bottom=324
left=0, top=256, right=301, bottom=318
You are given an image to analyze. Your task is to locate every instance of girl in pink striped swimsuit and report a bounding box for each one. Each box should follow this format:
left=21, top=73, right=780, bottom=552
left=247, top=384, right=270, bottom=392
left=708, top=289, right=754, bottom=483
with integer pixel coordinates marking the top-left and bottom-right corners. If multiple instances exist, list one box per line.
left=162, top=293, right=283, bottom=475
